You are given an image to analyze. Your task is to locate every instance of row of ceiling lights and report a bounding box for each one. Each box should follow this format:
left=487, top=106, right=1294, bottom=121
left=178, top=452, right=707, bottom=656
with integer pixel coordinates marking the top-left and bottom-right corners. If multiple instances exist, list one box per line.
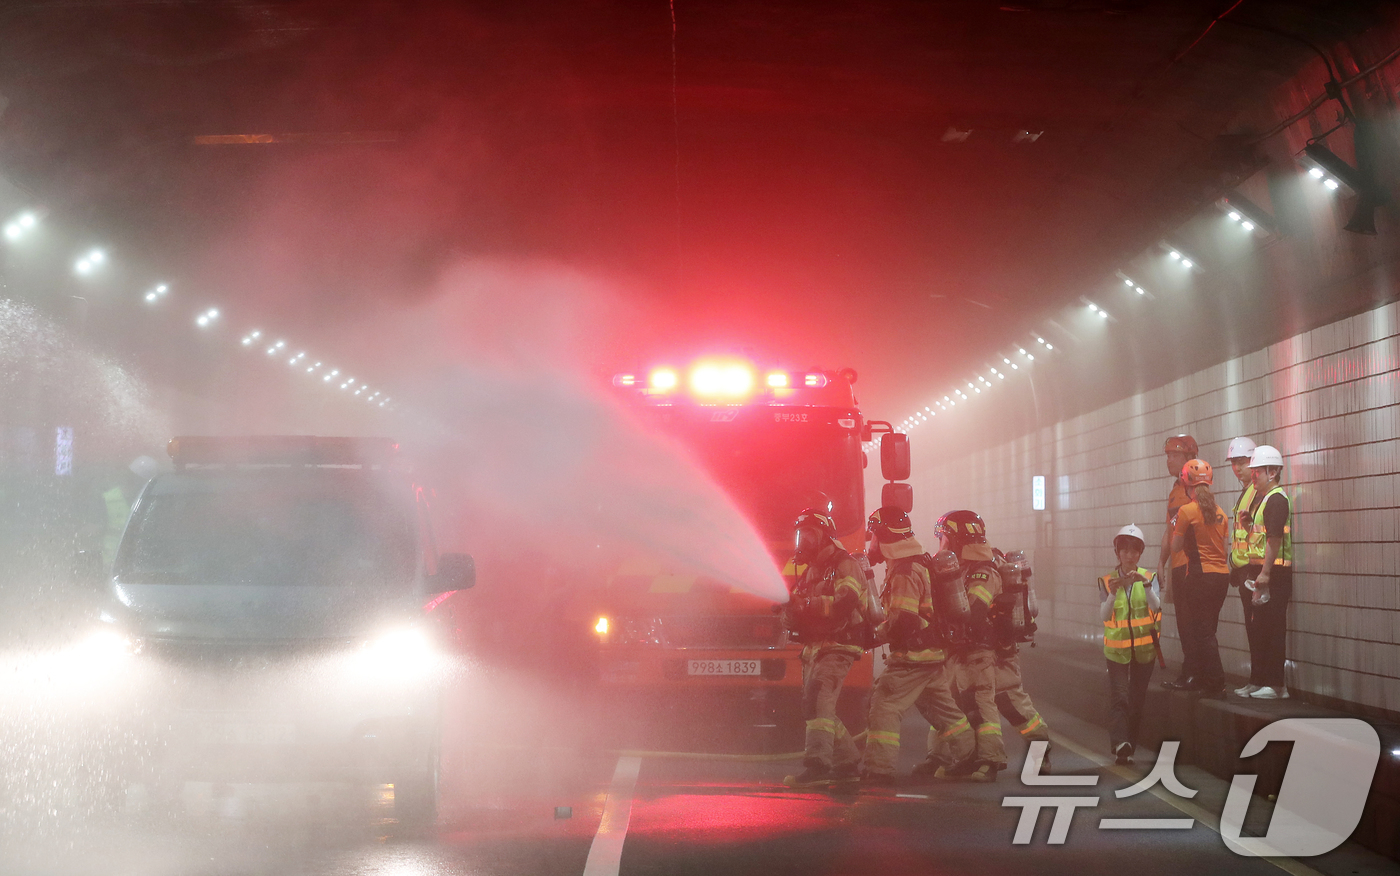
left=897, top=153, right=1354, bottom=434
left=237, top=330, right=390, bottom=403
left=2, top=207, right=395, bottom=411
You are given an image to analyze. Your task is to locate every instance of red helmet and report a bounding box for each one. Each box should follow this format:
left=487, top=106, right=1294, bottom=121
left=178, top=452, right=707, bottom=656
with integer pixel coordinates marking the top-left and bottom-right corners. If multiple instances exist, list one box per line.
left=935, top=510, right=987, bottom=548
left=1164, top=434, right=1198, bottom=456
left=1181, top=459, right=1213, bottom=487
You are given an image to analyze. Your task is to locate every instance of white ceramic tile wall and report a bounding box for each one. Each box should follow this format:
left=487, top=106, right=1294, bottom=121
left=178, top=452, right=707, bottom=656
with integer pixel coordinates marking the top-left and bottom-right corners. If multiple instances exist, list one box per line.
left=913, top=301, right=1400, bottom=714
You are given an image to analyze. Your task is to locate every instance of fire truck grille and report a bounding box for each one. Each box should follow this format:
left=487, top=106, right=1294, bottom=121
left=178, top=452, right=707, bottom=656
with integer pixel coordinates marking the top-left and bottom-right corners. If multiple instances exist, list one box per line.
left=661, top=616, right=784, bottom=649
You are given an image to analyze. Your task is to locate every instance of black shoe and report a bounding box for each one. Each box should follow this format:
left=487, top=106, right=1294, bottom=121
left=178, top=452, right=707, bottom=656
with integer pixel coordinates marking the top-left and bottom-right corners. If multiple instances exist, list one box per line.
left=831, top=763, right=862, bottom=784
left=910, top=759, right=941, bottom=778
left=932, top=759, right=978, bottom=781
left=783, top=766, right=833, bottom=788
left=1196, top=685, right=1226, bottom=699
left=860, top=770, right=897, bottom=788
left=1161, top=676, right=1198, bottom=691
left=966, top=763, right=999, bottom=783
left=1114, top=742, right=1134, bottom=765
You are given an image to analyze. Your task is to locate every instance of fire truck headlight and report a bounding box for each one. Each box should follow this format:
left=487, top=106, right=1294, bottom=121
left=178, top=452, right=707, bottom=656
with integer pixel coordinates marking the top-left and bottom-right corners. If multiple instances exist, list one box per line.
left=592, top=616, right=664, bottom=646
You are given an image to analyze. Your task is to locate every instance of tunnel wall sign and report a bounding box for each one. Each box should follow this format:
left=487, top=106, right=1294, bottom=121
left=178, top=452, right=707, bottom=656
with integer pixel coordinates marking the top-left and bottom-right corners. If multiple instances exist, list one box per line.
left=1032, top=475, right=1045, bottom=511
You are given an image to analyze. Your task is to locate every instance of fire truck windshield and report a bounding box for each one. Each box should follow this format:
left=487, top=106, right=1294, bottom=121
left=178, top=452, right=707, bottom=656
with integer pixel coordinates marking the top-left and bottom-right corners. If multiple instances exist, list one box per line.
left=671, top=417, right=863, bottom=545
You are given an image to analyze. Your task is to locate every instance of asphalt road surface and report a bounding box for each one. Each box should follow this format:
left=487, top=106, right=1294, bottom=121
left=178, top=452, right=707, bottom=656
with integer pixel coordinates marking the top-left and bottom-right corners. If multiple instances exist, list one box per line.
left=2, top=661, right=1393, bottom=876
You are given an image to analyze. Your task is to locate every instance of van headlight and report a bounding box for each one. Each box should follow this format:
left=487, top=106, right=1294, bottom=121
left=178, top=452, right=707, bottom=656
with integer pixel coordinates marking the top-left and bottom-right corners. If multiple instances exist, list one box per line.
left=360, top=626, right=437, bottom=677
left=72, top=627, right=139, bottom=665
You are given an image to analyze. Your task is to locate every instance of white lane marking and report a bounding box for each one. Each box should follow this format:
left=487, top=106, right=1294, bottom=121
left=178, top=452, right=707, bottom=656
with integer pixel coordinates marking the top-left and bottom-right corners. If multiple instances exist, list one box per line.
left=582, top=756, right=642, bottom=876
left=1050, top=734, right=1325, bottom=876
left=895, top=793, right=929, bottom=799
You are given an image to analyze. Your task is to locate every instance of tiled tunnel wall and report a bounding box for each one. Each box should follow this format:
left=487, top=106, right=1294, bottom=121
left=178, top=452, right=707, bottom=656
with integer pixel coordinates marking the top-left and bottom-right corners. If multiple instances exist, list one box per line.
left=910, top=300, right=1400, bottom=715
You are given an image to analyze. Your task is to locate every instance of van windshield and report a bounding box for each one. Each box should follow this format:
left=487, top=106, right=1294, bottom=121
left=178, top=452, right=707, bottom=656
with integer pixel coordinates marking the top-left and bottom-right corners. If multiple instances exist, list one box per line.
left=116, top=471, right=417, bottom=587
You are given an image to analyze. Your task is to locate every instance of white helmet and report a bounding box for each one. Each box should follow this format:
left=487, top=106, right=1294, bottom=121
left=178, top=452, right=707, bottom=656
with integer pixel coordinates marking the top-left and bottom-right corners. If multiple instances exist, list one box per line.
left=1113, top=524, right=1146, bottom=550
left=128, top=454, right=161, bottom=480
left=1249, top=444, right=1283, bottom=468
left=1226, top=436, right=1256, bottom=461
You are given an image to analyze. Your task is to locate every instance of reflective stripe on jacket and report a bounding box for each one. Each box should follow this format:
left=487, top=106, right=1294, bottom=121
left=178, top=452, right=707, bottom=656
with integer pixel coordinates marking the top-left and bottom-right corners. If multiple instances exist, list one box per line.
left=1230, top=482, right=1256, bottom=569
left=879, top=536, right=944, bottom=662
left=1245, top=486, right=1293, bottom=567
left=793, top=542, right=869, bottom=657
left=1101, top=568, right=1159, bottom=664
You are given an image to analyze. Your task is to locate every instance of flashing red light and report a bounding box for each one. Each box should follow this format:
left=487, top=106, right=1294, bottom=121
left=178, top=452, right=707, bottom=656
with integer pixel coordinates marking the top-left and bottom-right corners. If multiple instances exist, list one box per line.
left=650, top=368, right=679, bottom=391
left=804, top=373, right=828, bottom=388
left=766, top=372, right=789, bottom=388
left=612, top=373, right=637, bottom=387
left=692, top=363, right=754, bottom=397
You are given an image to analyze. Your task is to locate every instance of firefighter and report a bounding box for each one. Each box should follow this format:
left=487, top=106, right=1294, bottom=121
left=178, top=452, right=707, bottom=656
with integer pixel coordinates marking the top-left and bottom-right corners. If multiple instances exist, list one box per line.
left=915, top=546, right=1048, bottom=776
left=859, top=507, right=969, bottom=785
left=930, top=509, right=1006, bottom=782
left=987, top=548, right=1051, bottom=762
left=1157, top=433, right=1200, bottom=691
left=781, top=508, right=869, bottom=788
left=1224, top=437, right=1262, bottom=697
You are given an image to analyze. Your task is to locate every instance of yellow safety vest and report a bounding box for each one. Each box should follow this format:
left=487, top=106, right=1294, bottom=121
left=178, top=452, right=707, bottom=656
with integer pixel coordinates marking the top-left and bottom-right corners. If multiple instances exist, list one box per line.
left=1230, top=483, right=1256, bottom=569
left=1245, top=485, right=1293, bottom=567
left=1101, top=568, right=1159, bottom=664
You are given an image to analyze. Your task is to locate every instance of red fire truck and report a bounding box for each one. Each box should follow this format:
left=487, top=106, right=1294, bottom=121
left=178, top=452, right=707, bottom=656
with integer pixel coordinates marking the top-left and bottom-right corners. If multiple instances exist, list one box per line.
left=587, top=358, right=910, bottom=749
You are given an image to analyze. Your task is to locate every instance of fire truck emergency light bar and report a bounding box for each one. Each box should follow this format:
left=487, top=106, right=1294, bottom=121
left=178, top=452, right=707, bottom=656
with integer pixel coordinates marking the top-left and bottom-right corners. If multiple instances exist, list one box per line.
left=611, top=360, right=855, bottom=402
left=167, top=436, right=400, bottom=469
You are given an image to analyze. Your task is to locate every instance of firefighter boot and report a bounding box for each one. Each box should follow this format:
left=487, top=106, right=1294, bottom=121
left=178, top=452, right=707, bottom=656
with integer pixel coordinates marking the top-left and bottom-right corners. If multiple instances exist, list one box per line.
left=784, top=762, right=833, bottom=788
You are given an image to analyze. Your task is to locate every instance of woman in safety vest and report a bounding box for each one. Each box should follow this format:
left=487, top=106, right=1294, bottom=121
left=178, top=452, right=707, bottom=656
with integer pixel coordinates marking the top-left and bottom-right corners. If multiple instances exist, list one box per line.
left=1168, top=459, right=1231, bottom=697
left=1242, top=445, right=1293, bottom=700
left=1100, top=525, right=1161, bottom=765
left=1224, top=437, right=1261, bottom=697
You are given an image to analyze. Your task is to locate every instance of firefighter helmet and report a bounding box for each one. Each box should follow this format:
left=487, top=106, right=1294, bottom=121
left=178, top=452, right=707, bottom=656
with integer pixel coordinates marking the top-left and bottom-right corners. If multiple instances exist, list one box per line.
left=1226, top=436, right=1256, bottom=461
left=1181, top=459, right=1213, bottom=487
left=1164, top=434, right=1198, bottom=456
left=867, top=506, right=913, bottom=543
left=1113, top=524, right=1146, bottom=552
left=794, top=508, right=837, bottom=561
left=935, top=510, right=987, bottom=548
left=794, top=508, right=836, bottom=536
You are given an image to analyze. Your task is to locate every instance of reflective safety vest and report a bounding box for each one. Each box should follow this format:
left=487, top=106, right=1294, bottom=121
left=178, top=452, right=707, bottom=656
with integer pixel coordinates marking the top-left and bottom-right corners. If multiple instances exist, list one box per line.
left=1230, top=483, right=1256, bottom=569
left=1101, top=568, right=1159, bottom=664
left=1245, top=485, right=1293, bottom=567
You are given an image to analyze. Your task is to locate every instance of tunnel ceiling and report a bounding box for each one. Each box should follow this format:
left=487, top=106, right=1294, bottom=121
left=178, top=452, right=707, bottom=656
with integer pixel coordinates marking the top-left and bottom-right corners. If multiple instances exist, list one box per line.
left=0, top=0, right=1378, bottom=415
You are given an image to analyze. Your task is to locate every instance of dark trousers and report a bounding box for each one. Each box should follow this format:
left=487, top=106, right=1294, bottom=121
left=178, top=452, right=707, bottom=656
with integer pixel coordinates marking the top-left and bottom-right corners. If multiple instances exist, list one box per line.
left=1242, top=565, right=1293, bottom=688
left=1177, top=570, right=1229, bottom=689
left=1232, top=566, right=1259, bottom=685
left=1107, top=658, right=1154, bottom=751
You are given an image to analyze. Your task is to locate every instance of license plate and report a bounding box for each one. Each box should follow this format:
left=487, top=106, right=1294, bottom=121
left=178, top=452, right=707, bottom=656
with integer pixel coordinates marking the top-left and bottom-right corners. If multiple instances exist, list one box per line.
left=196, top=722, right=297, bottom=745
left=687, top=659, right=760, bottom=676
